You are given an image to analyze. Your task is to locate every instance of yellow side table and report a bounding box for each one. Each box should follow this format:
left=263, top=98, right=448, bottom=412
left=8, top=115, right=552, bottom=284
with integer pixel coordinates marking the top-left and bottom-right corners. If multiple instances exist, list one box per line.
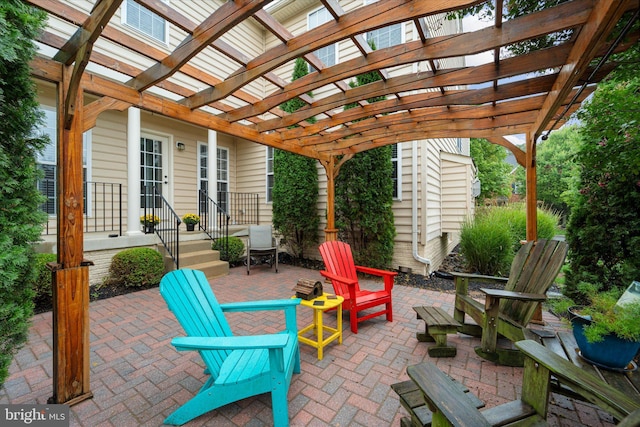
left=296, top=293, right=343, bottom=360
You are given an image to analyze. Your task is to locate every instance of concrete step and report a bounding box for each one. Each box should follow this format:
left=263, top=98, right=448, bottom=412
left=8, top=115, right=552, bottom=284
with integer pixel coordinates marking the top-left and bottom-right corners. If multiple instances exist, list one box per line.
left=187, top=259, right=229, bottom=279
left=177, top=239, right=229, bottom=279
left=180, top=249, right=221, bottom=266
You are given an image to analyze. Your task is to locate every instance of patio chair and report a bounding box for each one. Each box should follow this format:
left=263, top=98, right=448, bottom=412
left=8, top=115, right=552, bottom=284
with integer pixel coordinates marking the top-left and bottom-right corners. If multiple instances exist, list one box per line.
left=319, top=240, right=397, bottom=333
left=159, top=269, right=301, bottom=426
left=452, top=238, right=568, bottom=366
left=246, top=225, right=279, bottom=274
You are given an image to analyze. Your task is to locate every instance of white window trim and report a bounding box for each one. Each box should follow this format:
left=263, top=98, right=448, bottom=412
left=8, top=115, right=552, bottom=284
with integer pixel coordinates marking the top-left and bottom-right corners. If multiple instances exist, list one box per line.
left=266, top=146, right=274, bottom=203
left=392, top=143, right=402, bottom=201
left=121, top=0, right=169, bottom=45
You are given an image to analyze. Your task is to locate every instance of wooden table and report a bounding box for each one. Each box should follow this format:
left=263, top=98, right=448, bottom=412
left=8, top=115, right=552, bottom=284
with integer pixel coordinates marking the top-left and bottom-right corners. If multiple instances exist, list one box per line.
left=295, top=293, right=343, bottom=360
left=530, top=329, right=640, bottom=403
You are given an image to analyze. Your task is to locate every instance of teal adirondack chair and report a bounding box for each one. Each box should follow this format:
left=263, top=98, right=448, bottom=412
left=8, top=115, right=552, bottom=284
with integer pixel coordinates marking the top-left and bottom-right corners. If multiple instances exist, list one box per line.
left=159, top=269, right=301, bottom=426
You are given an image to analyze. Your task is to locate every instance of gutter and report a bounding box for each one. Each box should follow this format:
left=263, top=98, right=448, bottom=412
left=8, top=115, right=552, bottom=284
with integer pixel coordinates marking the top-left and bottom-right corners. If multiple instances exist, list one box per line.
left=412, top=141, right=431, bottom=272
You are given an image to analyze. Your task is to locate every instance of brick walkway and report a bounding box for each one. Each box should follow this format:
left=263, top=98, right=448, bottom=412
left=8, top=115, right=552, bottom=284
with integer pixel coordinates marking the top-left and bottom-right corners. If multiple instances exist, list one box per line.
left=0, top=264, right=616, bottom=426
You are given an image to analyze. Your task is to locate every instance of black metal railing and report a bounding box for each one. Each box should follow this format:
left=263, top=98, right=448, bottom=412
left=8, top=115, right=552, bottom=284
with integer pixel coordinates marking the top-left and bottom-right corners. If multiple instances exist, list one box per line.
left=40, top=180, right=123, bottom=236
left=143, top=186, right=181, bottom=269
left=217, top=191, right=259, bottom=225
left=199, top=189, right=230, bottom=255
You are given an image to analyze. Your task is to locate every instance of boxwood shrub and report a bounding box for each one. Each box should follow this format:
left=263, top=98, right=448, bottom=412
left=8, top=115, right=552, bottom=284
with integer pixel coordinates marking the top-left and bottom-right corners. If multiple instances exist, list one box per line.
left=104, top=247, right=164, bottom=288
left=212, top=236, right=245, bottom=265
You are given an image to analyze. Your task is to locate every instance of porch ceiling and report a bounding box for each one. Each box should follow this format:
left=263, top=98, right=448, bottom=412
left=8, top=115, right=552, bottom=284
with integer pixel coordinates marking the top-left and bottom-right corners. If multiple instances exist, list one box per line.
left=29, top=0, right=638, bottom=162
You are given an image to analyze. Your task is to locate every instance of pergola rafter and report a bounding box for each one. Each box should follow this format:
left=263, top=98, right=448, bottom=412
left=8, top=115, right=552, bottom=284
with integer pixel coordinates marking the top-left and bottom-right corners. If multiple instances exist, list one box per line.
left=25, top=0, right=639, bottom=406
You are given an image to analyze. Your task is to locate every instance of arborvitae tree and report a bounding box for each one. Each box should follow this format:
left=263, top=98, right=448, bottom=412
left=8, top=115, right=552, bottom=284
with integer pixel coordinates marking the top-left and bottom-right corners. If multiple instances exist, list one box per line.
left=336, top=40, right=396, bottom=268
left=272, top=58, right=319, bottom=258
left=0, top=0, right=48, bottom=386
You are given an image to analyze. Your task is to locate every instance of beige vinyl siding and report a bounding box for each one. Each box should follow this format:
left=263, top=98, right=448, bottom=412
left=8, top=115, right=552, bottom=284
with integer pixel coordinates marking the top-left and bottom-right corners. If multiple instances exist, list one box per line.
left=441, top=151, right=474, bottom=233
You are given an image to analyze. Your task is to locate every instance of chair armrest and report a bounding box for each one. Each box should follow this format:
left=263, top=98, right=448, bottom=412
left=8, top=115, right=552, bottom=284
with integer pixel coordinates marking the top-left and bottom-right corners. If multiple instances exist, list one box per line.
left=172, top=334, right=289, bottom=351
left=450, top=271, right=509, bottom=284
left=220, top=298, right=300, bottom=312
left=319, top=270, right=358, bottom=287
left=221, top=299, right=300, bottom=333
left=516, top=340, right=640, bottom=420
left=355, top=266, right=397, bottom=291
left=481, top=288, right=547, bottom=302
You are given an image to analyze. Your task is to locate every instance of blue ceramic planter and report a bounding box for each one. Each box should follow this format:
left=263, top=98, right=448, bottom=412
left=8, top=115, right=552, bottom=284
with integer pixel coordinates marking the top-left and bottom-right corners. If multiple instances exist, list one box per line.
left=569, top=307, right=640, bottom=370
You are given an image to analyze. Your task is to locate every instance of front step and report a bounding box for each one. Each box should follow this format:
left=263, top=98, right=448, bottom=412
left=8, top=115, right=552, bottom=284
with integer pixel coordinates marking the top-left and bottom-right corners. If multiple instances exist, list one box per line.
left=165, top=239, right=229, bottom=279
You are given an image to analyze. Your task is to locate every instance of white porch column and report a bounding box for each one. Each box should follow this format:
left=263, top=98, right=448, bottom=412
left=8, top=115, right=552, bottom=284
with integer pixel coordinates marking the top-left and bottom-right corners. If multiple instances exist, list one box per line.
left=126, top=107, right=142, bottom=235
left=208, top=129, right=217, bottom=203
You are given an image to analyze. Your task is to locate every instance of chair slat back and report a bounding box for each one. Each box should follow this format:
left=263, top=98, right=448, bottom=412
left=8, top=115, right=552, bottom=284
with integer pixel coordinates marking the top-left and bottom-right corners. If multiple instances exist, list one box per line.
left=160, top=269, right=232, bottom=378
left=319, top=241, right=361, bottom=296
left=502, top=239, right=568, bottom=323
left=249, top=225, right=274, bottom=249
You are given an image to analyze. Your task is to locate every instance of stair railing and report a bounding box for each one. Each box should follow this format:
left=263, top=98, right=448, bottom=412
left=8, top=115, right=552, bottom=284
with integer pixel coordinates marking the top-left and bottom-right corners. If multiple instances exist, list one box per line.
left=143, top=185, right=181, bottom=269
left=198, top=189, right=230, bottom=256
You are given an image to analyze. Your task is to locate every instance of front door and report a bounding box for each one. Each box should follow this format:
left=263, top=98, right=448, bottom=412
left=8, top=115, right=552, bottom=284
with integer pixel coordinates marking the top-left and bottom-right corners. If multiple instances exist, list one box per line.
left=140, top=134, right=169, bottom=211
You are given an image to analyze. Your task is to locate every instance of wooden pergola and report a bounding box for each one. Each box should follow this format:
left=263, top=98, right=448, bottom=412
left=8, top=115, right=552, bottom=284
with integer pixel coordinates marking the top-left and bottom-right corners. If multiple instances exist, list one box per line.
left=27, top=0, right=638, bottom=406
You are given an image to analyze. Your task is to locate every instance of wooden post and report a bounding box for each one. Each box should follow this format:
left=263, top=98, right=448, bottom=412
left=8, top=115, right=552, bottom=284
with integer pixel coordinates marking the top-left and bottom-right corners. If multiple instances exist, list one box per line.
left=51, top=74, right=92, bottom=404
left=525, top=132, right=537, bottom=242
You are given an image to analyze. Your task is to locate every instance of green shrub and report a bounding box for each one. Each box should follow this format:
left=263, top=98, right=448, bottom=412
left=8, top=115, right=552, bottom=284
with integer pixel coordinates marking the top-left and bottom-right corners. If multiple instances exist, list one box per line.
left=212, top=236, right=245, bottom=265
left=461, top=204, right=560, bottom=275
left=104, top=248, right=164, bottom=288
left=31, top=253, right=57, bottom=309
left=460, top=217, right=513, bottom=275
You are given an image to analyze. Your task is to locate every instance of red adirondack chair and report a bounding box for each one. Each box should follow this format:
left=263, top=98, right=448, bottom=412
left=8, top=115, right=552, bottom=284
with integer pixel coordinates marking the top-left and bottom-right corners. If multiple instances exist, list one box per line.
left=319, top=241, right=397, bottom=333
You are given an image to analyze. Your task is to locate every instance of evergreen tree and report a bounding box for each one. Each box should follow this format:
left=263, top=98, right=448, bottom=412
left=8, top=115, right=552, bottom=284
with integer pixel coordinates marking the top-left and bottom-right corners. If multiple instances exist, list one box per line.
left=0, top=0, right=48, bottom=386
left=336, top=40, right=396, bottom=268
left=272, top=58, right=319, bottom=258
left=470, top=138, right=512, bottom=203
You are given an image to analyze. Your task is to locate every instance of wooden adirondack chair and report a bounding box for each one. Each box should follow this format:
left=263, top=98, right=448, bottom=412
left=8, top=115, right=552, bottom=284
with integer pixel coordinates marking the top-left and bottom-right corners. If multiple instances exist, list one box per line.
left=452, top=239, right=568, bottom=366
left=319, top=241, right=397, bottom=334
left=159, top=269, right=301, bottom=426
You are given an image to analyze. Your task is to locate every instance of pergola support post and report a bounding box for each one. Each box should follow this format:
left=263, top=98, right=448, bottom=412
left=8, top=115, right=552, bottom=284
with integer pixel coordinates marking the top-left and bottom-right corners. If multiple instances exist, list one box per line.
left=50, top=73, right=92, bottom=405
left=525, top=132, right=538, bottom=242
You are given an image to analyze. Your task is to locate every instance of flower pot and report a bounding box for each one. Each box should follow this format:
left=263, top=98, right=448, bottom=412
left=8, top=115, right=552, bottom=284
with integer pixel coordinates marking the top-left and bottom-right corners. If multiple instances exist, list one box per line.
left=569, top=306, right=640, bottom=370
left=144, top=224, right=155, bottom=234
left=186, top=223, right=195, bottom=231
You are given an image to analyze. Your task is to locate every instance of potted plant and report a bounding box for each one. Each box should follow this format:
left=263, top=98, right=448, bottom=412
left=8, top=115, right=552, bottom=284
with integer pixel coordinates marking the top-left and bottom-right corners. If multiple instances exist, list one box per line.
left=182, top=213, right=200, bottom=231
left=140, top=214, right=160, bottom=233
left=567, top=282, right=640, bottom=370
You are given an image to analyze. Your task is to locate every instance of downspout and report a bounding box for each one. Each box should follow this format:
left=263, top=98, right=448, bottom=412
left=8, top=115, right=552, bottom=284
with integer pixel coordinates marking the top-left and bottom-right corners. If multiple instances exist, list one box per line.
left=412, top=141, right=431, bottom=271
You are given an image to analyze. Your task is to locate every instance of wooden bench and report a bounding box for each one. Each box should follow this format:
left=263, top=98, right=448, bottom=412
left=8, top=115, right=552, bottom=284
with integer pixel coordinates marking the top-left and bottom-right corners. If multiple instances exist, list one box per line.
left=392, top=340, right=640, bottom=427
left=391, top=372, right=484, bottom=427
left=413, top=306, right=461, bottom=357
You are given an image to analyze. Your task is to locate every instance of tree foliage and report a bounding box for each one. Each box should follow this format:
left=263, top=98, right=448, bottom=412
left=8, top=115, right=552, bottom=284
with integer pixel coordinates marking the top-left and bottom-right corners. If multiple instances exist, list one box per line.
left=0, top=0, right=48, bottom=386
left=336, top=41, right=395, bottom=268
left=565, top=76, right=640, bottom=298
left=469, top=138, right=512, bottom=202
left=449, top=1, right=572, bottom=56
left=514, top=126, right=582, bottom=217
left=272, top=58, right=319, bottom=258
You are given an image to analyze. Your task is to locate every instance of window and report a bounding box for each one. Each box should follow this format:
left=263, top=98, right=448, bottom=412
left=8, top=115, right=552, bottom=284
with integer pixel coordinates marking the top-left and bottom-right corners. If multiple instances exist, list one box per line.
left=266, top=146, right=274, bottom=202
left=391, top=144, right=401, bottom=200
left=198, top=142, right=208, bottom=212
left=36, top=108, right=90, bottom=215
left=123, top=0, right=166, bottom=43
left=364, top=0, right=403, bottom=49
left=308, top=7, right=336, bottom=69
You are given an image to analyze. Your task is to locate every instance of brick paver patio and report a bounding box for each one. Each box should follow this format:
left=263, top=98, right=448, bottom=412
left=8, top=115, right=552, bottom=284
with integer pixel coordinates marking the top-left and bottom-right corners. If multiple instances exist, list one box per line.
left=0, top=264, right=616, bottom=426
